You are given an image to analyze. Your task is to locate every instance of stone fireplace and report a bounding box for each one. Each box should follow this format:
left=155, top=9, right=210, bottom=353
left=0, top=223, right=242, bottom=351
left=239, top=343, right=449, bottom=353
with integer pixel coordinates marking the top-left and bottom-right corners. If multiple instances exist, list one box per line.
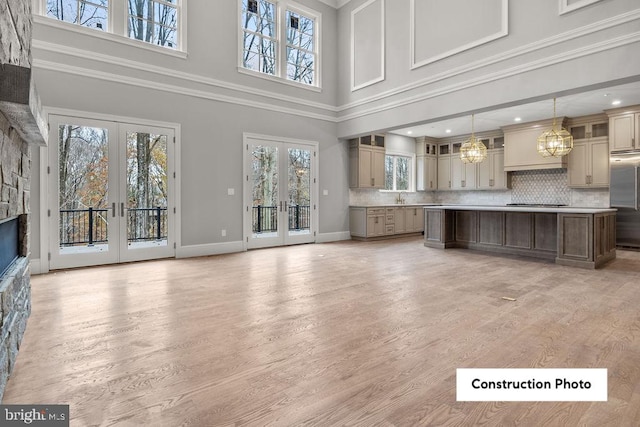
left=0, top=0, right=47, bottom=400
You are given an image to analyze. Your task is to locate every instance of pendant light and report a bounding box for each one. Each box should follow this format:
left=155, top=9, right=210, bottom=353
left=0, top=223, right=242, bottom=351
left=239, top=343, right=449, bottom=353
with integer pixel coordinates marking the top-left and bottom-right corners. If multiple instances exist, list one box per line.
left=460, top=114, right=487, bottom=164
left=536, top=97, right=573, bottom=157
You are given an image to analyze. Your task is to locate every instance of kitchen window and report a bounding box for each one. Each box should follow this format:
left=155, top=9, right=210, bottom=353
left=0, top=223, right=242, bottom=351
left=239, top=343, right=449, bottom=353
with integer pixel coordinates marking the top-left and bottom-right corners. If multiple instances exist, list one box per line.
left=240, top=0, right=321, bottom=88
left=385, top=154, right=413, bottom=191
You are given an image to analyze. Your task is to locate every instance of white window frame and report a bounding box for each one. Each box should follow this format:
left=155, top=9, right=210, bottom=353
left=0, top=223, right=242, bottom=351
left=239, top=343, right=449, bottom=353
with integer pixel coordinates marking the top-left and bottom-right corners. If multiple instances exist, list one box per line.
left=382, top=152, right=415, bottom=192
left=237, top=0, right=322, bottom=91
left=34, top=0, right=188, bottom=57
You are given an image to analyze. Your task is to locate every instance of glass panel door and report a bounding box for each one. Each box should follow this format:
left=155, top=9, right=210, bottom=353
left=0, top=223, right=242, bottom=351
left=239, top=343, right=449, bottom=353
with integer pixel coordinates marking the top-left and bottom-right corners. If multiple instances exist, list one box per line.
left=49, top=117, right=175, bottom=269
left=286, top=147, right=313, bottom=244
left=49, top=116, right=119, bottom=269
left=245, top=135, right=316, bottom=249
left=119, top=124, right=175, bottom=262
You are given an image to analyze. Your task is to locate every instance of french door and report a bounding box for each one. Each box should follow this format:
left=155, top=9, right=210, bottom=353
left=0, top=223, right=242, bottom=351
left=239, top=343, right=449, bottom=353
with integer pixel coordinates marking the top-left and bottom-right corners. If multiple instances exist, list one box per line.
left=244, top=134, right=317, bottom=249
left=48, top=115, right=175, bottom=269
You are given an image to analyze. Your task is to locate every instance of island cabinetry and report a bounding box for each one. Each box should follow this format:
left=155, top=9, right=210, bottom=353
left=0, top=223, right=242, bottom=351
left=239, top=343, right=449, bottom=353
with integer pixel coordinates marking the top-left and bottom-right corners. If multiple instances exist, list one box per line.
left=424, top=206, right=616, bottom=268
left=349, top=135, right=385, bottom=189
left=557, top=212, right=616, bottom=268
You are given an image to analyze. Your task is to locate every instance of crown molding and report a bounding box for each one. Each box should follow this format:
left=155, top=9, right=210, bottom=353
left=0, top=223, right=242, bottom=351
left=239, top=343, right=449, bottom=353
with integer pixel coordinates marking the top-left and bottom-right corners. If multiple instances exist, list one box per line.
left=32, top=59, right=338, bottom=123
left=316, top=0, right=352, bottom=8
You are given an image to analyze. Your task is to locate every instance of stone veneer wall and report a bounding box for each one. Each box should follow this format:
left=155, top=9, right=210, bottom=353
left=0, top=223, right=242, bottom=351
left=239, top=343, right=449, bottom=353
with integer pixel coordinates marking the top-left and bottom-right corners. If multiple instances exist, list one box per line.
left=0, top=0, right=33, bottom=401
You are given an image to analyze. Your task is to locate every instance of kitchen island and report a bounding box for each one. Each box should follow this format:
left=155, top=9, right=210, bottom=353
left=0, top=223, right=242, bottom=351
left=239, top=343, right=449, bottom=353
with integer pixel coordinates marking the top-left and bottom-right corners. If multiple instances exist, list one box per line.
left=423, top=205, right=617, bottom=269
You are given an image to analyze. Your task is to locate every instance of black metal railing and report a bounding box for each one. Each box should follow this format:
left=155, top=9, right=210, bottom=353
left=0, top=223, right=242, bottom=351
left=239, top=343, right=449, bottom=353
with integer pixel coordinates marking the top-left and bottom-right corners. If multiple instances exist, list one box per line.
left=288, top=205, right=311, bottom=231
left=252, top=205, right=310, bottom=233
left=59, top=207, right=167, bottom=246
left=128, top=207, right=168, bottom=242
left=60, top=208, right=109, bottom=246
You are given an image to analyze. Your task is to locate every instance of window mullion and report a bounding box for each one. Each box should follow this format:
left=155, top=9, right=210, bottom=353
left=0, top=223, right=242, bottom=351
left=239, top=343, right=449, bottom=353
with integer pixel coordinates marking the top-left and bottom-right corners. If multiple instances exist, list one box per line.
left=278, top=3, right=286, bottom=79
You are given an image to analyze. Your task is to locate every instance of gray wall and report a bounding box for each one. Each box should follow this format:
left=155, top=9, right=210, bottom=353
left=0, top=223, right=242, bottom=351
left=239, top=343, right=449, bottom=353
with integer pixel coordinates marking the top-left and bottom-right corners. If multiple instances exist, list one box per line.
left=29, top=0, right=348, bottom=267
left=337, top=0, right=640, bottom=137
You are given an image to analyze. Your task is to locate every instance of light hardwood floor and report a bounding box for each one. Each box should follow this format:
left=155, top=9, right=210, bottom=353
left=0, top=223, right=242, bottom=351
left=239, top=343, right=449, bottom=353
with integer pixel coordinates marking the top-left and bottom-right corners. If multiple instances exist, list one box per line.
left=4, top=237, right=640, bottom=426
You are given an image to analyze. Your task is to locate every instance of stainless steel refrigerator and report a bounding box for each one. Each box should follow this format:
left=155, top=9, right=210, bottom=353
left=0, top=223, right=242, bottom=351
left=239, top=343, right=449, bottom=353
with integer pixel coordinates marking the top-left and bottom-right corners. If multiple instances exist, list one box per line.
left=610, top=152, right=640, bottom=248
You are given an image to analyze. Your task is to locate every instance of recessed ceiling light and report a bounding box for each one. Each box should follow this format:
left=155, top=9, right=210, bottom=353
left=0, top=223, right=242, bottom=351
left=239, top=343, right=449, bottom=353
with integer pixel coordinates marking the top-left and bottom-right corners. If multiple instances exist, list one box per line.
left=407, top=131, right=413, bottom=135
left=514, top=117, right=522, bottom=122
left=612, top=100, right=622, bottom=106
left=445, top=129, right=452, bottom=133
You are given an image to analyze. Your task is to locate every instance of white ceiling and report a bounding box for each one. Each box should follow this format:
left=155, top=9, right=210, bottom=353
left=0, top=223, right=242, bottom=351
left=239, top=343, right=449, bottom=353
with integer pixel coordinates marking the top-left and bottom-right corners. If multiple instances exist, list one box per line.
left=389, top=80, right=640, bottom=139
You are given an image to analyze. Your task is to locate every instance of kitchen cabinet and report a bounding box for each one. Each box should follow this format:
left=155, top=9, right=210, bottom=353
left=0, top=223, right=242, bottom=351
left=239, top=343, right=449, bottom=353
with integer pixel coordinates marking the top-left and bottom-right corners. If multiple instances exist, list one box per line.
left=502, top=118, right=568, bottom=171
left=416, top=137, right=438, bottom=191
left=349, top=135, right=385, bottom=189
left=350, top=206, right=425, bottom=239
left=404, top=206, right=424, bottom=232
left=606, top=107, right=640, bottom=152
left=438, top=134, right=508, bottom=191
left=567, top=115, right=609, bottom=188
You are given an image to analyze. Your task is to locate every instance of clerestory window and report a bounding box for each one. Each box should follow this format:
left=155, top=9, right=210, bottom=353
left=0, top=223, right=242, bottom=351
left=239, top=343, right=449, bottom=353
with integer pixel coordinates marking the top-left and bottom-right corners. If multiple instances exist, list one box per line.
left=42, top=0, right=184, bottom=51
left=240, top=0, right=321, bottom=88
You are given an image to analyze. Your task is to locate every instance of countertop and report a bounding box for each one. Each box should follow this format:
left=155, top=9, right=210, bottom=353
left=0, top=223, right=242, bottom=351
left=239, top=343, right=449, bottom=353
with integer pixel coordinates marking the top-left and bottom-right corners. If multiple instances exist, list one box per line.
left=350, top=204, right=439, bottom=208
left=422, top=205, right=617, bottom=214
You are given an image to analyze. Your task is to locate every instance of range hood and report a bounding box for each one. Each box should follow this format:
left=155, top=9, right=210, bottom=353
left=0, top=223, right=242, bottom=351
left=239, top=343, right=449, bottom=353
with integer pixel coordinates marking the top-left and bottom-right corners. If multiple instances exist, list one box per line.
left=502, top=118, right=568, bottom=171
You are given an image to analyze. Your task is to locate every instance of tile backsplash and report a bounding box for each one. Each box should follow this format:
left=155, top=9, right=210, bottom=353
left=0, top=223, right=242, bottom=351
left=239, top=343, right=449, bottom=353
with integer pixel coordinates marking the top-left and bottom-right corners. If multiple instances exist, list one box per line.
left=350, top=169, right=610, bottom=207
left=511, top=169, right=570, bottom=205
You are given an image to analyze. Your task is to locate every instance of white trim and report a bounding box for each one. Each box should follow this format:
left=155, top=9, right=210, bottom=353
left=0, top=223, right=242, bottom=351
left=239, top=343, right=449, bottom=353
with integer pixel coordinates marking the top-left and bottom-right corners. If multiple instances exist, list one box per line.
left=176, top=241, right=245, bottom=258
left=410, top=0, right=508, bottom=69
left=339, top=8, right=640, bottom=113
left=29, top=259, right=44, bottom=275
left=38, top=145, right=49, bottom=275
left=559, top=0, right=603, bottom=15
left=339, top=30, right=640, bottom=122
left=316, top=231, right=351, bottom=243
left=237, top=67, right=322, bottom=93
left=33, top=58, right=338, bottom=123
left=351, top=0, right=385, bottom=91
left=32, top=39, right=336, bottom=113
left=337, top=0, right=352, bottom=8
left=33, top=14, right=188, bottom=59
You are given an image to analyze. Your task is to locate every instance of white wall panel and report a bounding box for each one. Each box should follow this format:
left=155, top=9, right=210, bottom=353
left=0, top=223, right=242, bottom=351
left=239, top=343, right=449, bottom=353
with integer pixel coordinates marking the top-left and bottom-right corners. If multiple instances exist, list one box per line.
left=351, top=0, right=385, bottom=90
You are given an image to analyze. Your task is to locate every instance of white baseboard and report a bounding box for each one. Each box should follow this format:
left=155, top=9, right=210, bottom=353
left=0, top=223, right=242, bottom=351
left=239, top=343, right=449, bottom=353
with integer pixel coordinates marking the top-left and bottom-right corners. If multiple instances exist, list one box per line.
left=316, top=231, right=352, bottom=243
left=29, top=258, right=46, bottom=275
left=176, top=241, right=245, bottom=259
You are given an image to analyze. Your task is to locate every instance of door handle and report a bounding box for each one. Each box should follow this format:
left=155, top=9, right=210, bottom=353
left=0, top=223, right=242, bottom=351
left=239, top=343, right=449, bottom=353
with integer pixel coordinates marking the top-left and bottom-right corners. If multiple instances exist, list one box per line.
left=112, top=202, right=116, bottom=218
left=279, top=201, right=283, bottom=212
left=284, top=201, right=288, bottom=212
left=120, top=202, right=125, bottom=217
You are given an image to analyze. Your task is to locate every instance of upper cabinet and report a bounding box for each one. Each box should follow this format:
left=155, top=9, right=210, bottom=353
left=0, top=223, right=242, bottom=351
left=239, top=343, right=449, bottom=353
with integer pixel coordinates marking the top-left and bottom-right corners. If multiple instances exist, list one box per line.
left=606, top=106, right=640, bottom=152
left=349, top=134, right=386, bottom=189
left=416, top=137, right=438, bottom=191
left=567, top=114, right=609, bottom=188
left=502, top=118, right=568, bottom=171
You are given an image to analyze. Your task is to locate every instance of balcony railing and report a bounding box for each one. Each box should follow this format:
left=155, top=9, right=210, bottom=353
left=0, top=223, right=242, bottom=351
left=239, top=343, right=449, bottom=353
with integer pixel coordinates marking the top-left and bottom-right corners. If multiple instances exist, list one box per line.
left=59, top=207, right=167, bottom=246
left=252, top=205, right=310, bottom=233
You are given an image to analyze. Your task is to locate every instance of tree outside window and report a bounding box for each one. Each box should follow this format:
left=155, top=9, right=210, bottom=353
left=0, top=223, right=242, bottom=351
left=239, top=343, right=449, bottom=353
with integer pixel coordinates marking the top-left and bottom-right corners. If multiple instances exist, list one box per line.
left=47, top=0, right=108, bottom=30
left=385, top=155, right=411, bottom=191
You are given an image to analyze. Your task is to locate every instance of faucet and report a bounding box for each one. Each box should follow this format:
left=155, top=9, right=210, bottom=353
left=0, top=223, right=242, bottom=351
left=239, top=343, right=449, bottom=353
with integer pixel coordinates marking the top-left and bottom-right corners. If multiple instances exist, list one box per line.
left=396, top=192, right=406, bottom=204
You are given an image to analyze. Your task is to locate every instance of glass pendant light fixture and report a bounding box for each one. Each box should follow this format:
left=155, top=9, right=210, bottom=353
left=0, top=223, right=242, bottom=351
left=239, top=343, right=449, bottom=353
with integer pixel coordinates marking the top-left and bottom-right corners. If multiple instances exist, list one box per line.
left=537, top=97, right=573, bottom=157
left=460, top=114, right=487, bottom=164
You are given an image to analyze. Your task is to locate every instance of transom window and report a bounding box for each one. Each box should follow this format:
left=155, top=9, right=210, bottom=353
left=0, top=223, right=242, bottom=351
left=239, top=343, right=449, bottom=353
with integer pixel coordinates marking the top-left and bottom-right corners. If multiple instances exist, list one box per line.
left=385, top=155, right=412, bottom=191
left=42, top=0, right=183, bottom=51
left=240, top=0, right=320, bottom=87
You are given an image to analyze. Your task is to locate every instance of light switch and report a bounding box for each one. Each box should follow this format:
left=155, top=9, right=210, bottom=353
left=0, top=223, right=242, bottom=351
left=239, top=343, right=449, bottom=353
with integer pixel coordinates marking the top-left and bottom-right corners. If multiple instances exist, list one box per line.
left=227, top=188, right=235, bottom=196
left=323, top=189, right=329, bottom=196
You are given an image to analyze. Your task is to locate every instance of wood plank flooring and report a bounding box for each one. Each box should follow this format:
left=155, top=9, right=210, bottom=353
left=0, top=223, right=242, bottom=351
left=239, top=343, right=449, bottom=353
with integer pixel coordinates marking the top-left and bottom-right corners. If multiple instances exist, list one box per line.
left=4, top=237, right=640, bottom=426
